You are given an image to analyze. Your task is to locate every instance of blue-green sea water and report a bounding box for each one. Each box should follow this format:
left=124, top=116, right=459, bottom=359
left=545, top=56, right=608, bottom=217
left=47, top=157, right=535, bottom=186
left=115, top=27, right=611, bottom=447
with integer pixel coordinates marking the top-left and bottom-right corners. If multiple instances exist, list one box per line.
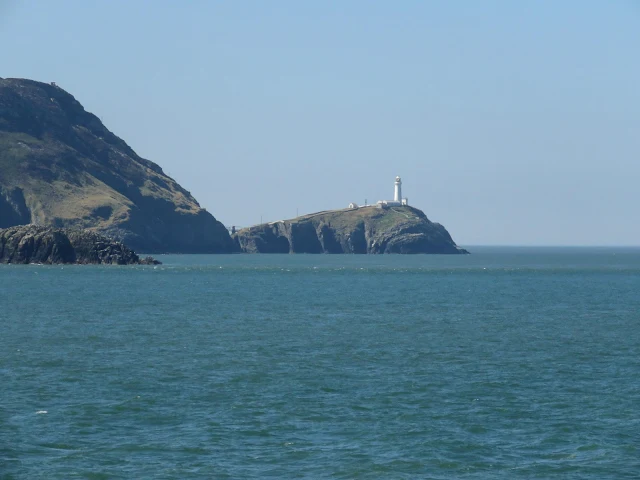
left=2, top=247, right=640, bottom=479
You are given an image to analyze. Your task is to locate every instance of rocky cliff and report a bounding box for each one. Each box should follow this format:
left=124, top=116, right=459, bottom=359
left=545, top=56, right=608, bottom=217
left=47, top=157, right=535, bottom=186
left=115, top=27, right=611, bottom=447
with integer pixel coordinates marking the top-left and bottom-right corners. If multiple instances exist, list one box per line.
left=0, top=78, right=233, bottom=253
left=233, top=206, right=468, bottom=254
left=0, top=225, right=159, bottom=264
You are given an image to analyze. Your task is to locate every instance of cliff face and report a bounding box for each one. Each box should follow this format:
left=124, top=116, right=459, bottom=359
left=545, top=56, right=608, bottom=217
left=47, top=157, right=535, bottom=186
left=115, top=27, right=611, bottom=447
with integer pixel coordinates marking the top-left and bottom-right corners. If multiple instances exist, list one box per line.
left=0, top=78, right=233, bottom=253
left=234, top=206, right=468, bottom=254
left=0, top=225, right=159, bottom=264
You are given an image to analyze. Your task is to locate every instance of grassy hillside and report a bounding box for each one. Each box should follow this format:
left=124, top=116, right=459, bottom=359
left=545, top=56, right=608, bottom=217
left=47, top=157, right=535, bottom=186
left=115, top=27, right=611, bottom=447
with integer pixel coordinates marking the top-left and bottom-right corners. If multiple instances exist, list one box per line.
left=0, top=78, right=232, bottom=252
left=235, top=205, right=467, bottom=254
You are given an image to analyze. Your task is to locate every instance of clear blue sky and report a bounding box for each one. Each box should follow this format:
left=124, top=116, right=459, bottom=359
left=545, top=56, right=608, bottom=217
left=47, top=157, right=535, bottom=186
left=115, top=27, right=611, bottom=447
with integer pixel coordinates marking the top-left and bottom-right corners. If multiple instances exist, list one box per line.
left=2, top=1, right=639, bottom=245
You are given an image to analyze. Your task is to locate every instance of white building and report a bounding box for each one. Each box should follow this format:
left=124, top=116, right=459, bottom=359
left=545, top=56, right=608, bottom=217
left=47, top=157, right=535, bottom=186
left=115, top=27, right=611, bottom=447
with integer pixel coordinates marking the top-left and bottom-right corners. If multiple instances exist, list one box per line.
left=348, top=176, right=409, bottom=210
left=377, top=176, right=408, bottom=208
left=394, top=176, right=402, bottom=202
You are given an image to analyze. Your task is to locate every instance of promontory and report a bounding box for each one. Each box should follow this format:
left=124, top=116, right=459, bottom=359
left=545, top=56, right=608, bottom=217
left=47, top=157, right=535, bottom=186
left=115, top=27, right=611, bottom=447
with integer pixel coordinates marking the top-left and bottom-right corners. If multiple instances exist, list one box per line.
left=233, top=205, right=468, bottom=254
left=0, top=78, right=233, bottom=253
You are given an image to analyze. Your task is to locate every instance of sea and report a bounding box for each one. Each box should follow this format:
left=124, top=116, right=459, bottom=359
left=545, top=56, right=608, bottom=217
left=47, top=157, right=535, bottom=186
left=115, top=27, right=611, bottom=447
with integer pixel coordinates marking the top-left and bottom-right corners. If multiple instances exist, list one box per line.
left=1, top=247, right=640, bottom=479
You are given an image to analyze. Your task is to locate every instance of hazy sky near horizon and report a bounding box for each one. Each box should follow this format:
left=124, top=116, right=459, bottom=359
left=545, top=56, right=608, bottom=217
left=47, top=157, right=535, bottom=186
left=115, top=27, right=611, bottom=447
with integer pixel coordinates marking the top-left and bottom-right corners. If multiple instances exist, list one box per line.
left=1, top=1, right=639, bottom=245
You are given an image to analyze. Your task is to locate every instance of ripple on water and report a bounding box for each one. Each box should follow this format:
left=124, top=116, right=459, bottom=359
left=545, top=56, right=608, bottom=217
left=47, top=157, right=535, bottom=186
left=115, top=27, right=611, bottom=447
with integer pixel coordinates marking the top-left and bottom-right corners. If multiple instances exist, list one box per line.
left=2, top=250, right=640, bottom=478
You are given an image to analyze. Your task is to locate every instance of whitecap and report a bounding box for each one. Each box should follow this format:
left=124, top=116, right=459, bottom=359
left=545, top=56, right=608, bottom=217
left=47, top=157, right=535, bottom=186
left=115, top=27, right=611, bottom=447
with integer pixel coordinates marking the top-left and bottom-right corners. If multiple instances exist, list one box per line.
left=36, top=410, right=48, bottom=414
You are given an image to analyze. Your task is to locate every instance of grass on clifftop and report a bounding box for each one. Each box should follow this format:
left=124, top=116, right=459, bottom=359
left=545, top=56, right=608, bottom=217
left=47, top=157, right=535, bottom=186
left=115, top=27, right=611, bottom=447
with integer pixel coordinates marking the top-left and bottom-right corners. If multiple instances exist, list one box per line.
left=240, top=206, right=426, bottom=233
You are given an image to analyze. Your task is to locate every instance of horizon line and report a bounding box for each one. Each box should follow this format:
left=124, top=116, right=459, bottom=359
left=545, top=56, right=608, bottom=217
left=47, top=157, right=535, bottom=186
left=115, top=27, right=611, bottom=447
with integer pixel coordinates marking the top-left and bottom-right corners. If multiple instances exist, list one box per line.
left=460, top=244, right=640, bottom=248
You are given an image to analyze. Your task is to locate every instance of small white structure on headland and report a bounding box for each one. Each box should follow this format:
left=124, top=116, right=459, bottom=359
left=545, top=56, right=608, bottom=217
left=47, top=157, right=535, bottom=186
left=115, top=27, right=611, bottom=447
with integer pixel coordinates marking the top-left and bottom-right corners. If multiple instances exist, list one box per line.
left=347, top=176, right=408, bottom=209
left=394, top=176, right=402, bottom=202
left=377, top=176, right=408, bottom=208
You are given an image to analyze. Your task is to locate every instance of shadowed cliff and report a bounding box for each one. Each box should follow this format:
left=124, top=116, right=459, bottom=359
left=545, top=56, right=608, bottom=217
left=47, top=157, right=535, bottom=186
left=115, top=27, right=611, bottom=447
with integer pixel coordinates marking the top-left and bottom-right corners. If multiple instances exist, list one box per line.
left=0, top=225, right=159, bottom=264
left=234, top=206, right=468, bottom=254
left=0, top=78, right=233, bottom=253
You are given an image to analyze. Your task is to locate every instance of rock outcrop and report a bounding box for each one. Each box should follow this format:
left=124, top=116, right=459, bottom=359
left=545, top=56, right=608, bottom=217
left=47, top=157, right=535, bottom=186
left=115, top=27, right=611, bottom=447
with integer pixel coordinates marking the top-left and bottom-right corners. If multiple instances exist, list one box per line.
left=0, top=78, right=233, bottom=253
left=0, top=225, right=160, bottom=264
left=233, top=206, right=468, bottom=254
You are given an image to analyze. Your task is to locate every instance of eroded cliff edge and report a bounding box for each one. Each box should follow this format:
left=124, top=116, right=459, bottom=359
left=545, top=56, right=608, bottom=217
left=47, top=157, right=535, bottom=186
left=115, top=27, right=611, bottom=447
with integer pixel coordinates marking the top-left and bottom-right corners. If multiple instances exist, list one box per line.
left=0, top=225, right=159, bottom=264
left=0, top=78, right=233, bottom=253
left=233, top=206, right=468, bottom=254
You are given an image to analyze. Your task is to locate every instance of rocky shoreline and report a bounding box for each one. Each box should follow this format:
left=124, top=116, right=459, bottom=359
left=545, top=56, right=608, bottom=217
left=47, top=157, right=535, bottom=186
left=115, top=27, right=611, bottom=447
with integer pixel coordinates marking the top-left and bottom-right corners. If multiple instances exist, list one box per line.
left=0, top=225, right=160, bottom=265
left=233, top=206, right=468, bottom=254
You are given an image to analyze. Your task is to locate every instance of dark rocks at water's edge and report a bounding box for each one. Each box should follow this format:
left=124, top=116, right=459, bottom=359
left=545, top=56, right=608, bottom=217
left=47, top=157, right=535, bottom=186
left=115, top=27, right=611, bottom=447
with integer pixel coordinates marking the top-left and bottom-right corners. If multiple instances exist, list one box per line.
left=0, top=225, right=160, bottom=265
left=233, top=205, right=469, bottom=254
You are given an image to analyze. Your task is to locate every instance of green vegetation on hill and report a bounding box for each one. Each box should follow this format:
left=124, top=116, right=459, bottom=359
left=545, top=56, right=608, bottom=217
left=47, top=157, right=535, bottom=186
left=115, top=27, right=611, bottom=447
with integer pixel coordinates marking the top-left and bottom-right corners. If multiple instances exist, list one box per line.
left=0, top=78, right=233, bottom=253
left=234, top=205, right=467, bottom=254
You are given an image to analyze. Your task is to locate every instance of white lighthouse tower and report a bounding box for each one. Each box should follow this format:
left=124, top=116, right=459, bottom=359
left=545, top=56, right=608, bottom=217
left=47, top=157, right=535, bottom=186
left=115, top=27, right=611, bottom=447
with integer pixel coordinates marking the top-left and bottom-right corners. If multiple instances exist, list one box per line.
left=375, top=175, right=409, bottom=208
left=394, top=176, right=402, bottom=202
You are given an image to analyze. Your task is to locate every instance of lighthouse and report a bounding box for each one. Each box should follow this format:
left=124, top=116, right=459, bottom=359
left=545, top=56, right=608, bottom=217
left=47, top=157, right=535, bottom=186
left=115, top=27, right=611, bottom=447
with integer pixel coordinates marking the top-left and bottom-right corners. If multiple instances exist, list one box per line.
left=373, top=176, right=409, bottom=208
left=394, top=176, right=402, bottom=202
